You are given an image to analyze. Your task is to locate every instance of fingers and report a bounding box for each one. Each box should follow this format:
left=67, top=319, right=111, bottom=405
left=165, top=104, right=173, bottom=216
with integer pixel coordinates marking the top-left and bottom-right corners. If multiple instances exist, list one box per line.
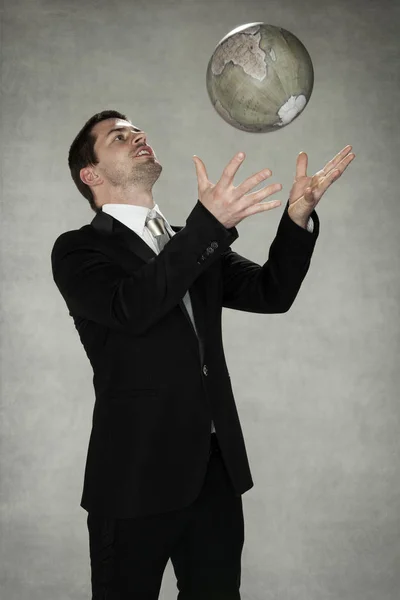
left=209, top=151, right=277, bottom=202
left=217, top=152, right=247, bottom=191
left=331, top=150, right=355, bottom=176
left=234, top=165, right=275, bottom=198
left=322, top=151, right=355, bottom=184
left=217, top=151, right=282, bottom=209
left=243, top=198, right=282, bottom=219
left=298, top=146, right=354, bottom=182
left=192, top=155, right=209, bottom=194
left=322, top=145, right=353, bottom=175
left=312, top=152, right=355, bottom=200
left=296, top=152, right=308, bottom=178
left=243, top=181, right=283, bottom=205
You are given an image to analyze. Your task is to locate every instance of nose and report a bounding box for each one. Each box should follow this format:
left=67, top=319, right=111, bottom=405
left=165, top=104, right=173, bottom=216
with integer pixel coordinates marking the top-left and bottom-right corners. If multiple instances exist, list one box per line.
left=132, top=131, right=147, bottom=147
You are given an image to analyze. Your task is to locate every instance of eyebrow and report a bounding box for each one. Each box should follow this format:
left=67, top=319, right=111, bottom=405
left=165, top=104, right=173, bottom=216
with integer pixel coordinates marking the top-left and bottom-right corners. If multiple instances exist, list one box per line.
left=106, top=126, right=142, bottom=140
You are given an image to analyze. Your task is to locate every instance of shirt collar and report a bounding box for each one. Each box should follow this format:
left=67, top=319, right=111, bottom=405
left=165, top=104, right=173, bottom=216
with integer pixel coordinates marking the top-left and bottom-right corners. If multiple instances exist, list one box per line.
left=101, top=203, right=167, bottom=236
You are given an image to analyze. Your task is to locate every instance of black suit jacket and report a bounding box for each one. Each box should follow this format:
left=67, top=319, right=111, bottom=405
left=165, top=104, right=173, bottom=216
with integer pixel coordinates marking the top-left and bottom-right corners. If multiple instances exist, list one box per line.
left=51, top=199, right=319, bottom=518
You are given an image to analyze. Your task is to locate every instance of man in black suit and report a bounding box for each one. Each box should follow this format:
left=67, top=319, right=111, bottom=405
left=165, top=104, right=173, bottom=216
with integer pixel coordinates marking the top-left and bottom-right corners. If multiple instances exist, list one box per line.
left=51, top=109, right=354, bottom=599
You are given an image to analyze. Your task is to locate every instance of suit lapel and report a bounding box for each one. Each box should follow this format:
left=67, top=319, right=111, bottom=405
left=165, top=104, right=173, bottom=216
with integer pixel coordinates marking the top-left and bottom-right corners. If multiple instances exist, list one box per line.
left=90, top=211, right=205, bottom=364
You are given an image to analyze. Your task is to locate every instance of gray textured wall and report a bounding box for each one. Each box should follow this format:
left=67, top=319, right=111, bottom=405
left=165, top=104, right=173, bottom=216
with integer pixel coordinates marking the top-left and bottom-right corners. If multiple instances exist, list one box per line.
left=1, top=0, right=399, bottom=598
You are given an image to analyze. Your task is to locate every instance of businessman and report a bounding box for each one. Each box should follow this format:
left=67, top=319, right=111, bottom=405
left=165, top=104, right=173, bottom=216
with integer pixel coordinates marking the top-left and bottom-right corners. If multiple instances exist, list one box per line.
left=51, top=109, right=355, bottom=599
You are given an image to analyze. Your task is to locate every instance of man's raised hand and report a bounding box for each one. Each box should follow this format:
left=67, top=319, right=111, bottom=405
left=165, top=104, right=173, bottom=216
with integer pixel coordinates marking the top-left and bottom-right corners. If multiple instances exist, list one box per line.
left=193, top=152, right=282, bottom=229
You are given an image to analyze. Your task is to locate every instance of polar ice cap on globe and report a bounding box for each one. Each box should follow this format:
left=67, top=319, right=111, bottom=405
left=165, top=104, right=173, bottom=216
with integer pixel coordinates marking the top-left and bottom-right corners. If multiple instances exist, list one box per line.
left=206, top=22, right=314, bottom=133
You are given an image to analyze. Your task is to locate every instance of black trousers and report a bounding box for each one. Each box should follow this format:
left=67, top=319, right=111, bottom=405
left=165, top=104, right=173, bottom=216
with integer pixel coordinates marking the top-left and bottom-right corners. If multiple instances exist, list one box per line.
left=87, top=433, right=245, bottom=599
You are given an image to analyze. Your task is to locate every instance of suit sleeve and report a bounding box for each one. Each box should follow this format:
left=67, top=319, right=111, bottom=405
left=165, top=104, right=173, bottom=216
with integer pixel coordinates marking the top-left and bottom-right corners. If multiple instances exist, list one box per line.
left=221, top=200, right=320, bottom=314
left=51, top=201, right=238, bottom=334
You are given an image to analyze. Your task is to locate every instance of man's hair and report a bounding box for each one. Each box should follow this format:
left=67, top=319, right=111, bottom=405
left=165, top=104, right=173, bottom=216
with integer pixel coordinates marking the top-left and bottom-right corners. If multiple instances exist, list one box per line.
left=68, top=110, right=129, bottom=213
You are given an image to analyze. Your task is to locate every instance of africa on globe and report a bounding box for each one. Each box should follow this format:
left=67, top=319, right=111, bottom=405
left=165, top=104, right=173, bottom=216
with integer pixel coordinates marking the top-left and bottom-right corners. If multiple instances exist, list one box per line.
left=206, top=22, right=314, bottom=133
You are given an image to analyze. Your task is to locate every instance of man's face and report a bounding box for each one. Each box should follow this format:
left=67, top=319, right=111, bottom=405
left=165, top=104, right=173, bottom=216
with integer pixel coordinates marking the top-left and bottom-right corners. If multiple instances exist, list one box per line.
left=89, top=118, right=162, bottom=189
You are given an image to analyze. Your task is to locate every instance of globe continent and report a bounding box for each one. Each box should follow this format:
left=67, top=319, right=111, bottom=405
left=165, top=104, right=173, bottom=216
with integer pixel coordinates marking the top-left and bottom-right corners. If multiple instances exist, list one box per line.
left=206, top=23, right=314, bottom=133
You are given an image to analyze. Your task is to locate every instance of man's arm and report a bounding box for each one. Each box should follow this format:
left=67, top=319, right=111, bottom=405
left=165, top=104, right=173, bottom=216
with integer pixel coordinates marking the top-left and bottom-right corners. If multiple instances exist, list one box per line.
left=52, top=201, right=238, bottom=334
left=221, top=200, right=319, bottom=313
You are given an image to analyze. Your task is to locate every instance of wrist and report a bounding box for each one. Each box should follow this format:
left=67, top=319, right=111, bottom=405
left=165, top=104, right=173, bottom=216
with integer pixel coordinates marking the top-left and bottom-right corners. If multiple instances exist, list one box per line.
left=288, top=214, right=308, bottom=229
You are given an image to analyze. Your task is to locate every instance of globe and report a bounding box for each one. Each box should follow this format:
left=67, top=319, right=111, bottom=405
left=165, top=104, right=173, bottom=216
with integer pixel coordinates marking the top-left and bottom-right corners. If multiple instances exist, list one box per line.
left=206, top=22, right=314, bottom=133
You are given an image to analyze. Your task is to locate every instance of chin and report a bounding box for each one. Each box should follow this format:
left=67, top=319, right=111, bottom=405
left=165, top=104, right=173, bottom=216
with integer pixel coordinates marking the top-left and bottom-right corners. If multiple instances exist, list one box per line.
left=131, top=161, right=162, bottom=186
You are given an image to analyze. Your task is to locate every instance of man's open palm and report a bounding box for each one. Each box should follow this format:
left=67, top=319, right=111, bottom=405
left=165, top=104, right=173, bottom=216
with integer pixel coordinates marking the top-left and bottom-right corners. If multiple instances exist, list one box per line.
left=288, top=145, right=356, bottom=227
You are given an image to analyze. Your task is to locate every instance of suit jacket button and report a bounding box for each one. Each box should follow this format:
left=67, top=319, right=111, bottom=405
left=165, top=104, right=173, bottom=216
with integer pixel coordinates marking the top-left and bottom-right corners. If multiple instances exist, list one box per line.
left=211, top=242, right=218, bottom=249
left=203, top=365, right=208, bottom=376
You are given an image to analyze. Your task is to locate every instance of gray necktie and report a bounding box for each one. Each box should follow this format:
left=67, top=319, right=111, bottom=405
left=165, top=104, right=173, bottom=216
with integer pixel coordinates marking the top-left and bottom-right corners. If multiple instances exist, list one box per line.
left=145, top=214, right=170, bottom=252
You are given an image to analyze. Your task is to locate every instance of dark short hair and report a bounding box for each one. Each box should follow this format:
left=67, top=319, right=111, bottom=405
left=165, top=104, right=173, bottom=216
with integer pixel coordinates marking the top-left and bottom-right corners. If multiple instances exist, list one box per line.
left=68, top=110, right=129, bottom=212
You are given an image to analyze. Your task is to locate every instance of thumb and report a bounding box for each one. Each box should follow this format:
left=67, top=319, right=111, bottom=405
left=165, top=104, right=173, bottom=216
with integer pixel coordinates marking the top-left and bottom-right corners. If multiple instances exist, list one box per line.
left=192, top=155, right=208, bottom=193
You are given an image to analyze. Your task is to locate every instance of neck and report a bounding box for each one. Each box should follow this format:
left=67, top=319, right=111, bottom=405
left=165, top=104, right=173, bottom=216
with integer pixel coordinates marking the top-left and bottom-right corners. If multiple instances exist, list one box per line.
left=98, top=186, right=155, bottom=209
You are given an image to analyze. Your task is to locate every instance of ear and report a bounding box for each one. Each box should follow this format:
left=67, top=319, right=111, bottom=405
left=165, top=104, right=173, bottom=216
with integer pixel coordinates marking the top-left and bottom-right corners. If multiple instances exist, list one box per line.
left=80, top=166, right=103, bottom=187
